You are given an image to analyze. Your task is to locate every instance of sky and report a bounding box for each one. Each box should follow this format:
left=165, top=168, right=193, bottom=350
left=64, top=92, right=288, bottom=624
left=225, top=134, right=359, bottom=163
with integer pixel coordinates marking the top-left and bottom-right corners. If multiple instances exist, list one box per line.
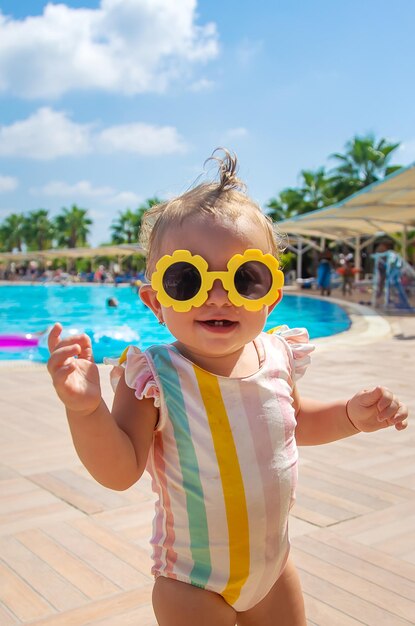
left=0, top=0, right=414, bottom=246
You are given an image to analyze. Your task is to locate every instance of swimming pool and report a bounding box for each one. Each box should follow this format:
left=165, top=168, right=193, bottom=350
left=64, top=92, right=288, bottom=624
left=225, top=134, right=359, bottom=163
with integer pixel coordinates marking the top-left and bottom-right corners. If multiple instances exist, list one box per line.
left=0, top=285, right=350, bottom=362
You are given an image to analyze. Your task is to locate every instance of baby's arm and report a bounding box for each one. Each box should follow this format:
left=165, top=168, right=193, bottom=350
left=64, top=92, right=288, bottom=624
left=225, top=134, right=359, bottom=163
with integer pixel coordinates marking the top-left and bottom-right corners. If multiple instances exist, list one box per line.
left=294, top=385, right=408, bottom=446
left=48, top=323, right=158, bottom=490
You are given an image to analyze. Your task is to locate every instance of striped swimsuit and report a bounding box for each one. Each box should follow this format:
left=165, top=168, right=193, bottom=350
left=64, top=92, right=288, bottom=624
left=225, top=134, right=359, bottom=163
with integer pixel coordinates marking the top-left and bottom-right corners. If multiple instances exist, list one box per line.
left=109, top=327, right=312, bottom=611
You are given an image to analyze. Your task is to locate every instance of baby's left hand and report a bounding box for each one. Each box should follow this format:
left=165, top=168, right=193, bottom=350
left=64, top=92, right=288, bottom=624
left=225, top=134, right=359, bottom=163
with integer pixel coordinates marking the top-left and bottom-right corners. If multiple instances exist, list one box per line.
left=347, top=386, right=408, bottom=433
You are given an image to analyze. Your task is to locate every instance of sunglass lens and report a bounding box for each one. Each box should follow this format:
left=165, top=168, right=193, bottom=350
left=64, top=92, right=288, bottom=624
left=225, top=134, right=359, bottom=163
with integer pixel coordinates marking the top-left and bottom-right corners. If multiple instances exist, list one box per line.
left=162, top=262, right=202, bottom=301
left=234, top=261, right=273, bottom=299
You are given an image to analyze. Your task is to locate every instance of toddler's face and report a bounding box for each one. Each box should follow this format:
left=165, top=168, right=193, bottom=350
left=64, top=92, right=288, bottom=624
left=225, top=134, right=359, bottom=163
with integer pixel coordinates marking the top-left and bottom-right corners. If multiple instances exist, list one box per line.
left=140, top=214, right=281, bottom=366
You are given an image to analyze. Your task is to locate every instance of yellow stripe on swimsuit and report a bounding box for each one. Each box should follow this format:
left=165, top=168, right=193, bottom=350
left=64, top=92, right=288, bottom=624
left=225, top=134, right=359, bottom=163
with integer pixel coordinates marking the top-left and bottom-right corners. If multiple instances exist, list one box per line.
left=116, top=329, right=311, bottom=611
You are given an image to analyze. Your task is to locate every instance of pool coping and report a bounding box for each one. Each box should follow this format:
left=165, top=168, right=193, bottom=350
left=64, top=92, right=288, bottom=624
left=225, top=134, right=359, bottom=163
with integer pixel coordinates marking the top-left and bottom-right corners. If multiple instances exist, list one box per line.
left=289, top=292, right=392, bottom=350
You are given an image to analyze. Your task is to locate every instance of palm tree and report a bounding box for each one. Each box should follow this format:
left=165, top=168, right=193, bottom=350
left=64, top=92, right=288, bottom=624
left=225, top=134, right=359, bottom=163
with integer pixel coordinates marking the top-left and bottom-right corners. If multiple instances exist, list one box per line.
left=111, top=197, right=163, bottom=244
left=0, top=213, right=26, bottom=251
left=110, top=209, right=140, bottom=244
left=23, top=209, right=55, bottom=250
left=54, top=205, right=92, bottom=248
left=300, top=167, right=334, bottom=211
left=266, top=188, right=309, bottom=221
left=329, top=134, right=402, bottom=201
left=136, top=197, right=163, bottom=220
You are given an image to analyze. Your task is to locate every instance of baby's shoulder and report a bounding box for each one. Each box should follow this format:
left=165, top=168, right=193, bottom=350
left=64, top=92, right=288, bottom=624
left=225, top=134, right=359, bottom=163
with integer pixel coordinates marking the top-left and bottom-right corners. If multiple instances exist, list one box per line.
left=105, top=345, right=161, bottom=407
left=263, top=326, right=314, bottom=381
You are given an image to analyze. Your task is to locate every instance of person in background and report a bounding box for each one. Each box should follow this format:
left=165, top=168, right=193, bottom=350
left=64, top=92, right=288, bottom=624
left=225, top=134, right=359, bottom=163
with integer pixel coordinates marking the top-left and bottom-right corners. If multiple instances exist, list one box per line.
left=317, top=247, right=333, bottom=296
left=342, top=258, right=355, bottom=296
left=374, top=241, right=390, bottom=303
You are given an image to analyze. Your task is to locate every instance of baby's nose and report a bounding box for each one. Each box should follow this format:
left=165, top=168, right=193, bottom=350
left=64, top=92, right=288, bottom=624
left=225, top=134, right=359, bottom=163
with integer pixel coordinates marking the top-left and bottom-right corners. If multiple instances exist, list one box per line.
left=206, top=278, right=231, bottom=306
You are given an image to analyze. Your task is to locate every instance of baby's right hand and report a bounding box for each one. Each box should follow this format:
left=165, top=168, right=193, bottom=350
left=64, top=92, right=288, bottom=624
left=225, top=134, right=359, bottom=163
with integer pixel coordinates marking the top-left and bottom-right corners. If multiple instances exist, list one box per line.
left=47, top=323, right=102, bottom=415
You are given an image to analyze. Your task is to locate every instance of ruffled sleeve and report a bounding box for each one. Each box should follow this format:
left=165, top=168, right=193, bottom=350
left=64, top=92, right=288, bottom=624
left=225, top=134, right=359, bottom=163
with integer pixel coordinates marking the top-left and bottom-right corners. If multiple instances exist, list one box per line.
left=267, top=325, right=314, bottom=381
left=104, top=346, right=160, bottom=408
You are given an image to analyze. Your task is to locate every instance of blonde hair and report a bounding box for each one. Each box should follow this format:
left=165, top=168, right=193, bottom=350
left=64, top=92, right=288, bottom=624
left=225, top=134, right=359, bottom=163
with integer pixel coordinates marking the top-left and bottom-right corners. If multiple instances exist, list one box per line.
left=140, top=148, right=285, bottom=278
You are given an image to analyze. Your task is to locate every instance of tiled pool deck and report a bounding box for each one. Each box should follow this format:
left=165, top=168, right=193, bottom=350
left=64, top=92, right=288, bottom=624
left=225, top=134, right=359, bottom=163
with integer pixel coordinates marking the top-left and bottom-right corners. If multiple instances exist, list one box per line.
left=0, top=299, right=414, bottom=625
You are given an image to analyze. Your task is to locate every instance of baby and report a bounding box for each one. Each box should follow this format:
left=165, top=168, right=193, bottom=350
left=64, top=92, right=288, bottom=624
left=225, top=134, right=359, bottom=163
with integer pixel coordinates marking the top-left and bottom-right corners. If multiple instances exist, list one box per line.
left=48, top=149, right=408, bottom=626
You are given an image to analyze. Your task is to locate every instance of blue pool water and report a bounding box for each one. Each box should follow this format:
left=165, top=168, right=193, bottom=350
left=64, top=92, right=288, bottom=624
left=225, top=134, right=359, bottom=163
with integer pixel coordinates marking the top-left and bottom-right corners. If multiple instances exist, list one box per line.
left=0, top=285, right=350, bottom=362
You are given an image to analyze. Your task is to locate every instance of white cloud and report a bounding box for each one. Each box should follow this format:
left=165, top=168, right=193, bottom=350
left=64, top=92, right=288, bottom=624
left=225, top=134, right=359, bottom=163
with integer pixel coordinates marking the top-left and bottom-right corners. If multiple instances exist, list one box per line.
left=106, top=191, right=141, bottom=206
left=0, top=108, right=187, bottom=159
left=189, top=78, right=215, bottom=92
left=0, top=175, right=18, bottom=192
left=32, top=180, right=114, bottom=198
left=225, top=127, right=248, bottom=139
left=0, top=0, right=219, bottom=98
left=31, top=179, right=141, bottom=208
left=397, top=140, right=415, bottom=165
left=235, top=39, right=263, bottom=67
left=0, top=108, right=91, bottom=160
left=97, top=122, right=187, bottom=155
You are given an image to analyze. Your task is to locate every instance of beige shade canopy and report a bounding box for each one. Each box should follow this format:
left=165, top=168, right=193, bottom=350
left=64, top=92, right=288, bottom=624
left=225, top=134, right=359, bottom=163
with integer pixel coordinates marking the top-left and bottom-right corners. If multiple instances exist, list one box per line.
left=0, top=244, right=145, bottom=262
left=279, top=162, right=415, bottom=240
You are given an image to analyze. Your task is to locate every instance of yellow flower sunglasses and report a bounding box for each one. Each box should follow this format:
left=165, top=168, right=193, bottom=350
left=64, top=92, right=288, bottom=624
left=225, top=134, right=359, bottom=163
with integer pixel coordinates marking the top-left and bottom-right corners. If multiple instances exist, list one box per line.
left=150, top=249, right=284, bottom=312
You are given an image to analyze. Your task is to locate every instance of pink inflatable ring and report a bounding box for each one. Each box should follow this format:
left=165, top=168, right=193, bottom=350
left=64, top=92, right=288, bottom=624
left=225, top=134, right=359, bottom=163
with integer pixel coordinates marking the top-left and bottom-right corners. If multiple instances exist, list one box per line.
left=0, top=334, right=39, bottom=349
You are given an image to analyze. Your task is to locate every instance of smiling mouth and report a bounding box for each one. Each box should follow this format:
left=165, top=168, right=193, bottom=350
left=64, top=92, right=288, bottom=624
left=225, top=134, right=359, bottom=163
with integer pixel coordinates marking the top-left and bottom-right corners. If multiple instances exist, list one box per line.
left=198, top=319, right=237, bottom=328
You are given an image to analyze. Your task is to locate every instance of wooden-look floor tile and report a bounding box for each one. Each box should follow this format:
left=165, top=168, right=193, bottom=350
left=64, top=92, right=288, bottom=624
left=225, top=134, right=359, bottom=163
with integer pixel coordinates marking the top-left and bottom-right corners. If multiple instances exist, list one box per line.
left=1, top=317, right=414, bottom=626
left=0, top=560, right=53, bottom=622
left=44, top=521, right=150, bottom=589
left=15, top=528, right=119, bottom=600
left=26, top=586, right=154, bottom=626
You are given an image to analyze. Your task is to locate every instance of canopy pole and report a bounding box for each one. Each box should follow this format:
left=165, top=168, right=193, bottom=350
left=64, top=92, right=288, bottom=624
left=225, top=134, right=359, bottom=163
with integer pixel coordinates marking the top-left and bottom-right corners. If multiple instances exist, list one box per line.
left=297, top=237, right=303, bottom=279
left=359, top=235, right=378, bottom=251
left=402, top=226, right=407, bottom=261
left=354, top=236, right=361, bottom=271
left=354, top=236, right=361, bottom=281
